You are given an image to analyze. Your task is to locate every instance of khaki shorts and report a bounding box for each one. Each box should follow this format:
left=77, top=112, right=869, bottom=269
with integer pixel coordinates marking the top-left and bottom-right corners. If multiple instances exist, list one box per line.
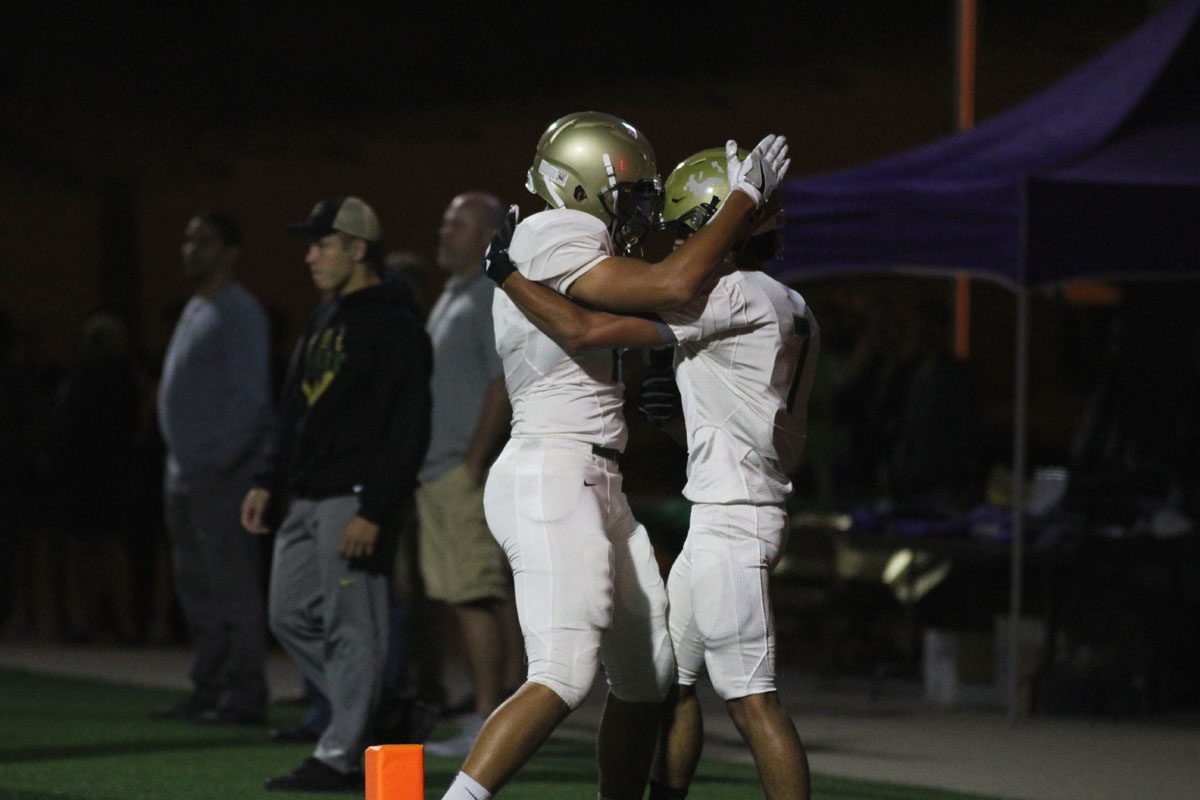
left=416, top=462, right=509, bottom=605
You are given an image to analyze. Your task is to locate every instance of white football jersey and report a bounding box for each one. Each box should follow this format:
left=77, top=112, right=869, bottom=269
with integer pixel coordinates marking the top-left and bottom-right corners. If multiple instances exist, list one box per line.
left=661, top=271, right=820, bottom=505
left=495, top=208, right=629, bottom=450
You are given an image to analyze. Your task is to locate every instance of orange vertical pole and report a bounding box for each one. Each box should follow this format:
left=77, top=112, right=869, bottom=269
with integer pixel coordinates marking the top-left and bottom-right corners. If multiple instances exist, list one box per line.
left=956, top=0, right=977, bottom=131
left=365, top=745, right=424, bottom=800
left=954, top=0, right=977, bottom=360
left=954, top=273, right=971, bottom=358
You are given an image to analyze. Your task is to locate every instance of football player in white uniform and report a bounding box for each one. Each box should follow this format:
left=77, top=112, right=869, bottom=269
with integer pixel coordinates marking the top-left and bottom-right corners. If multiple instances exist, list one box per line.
left=439, top=114, right=789, bottom=800
left=486, top=146, right=817, bottom=800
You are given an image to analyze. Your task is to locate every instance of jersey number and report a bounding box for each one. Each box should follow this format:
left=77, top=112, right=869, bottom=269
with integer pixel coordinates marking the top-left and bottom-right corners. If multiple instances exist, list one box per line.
left=786, top=314, right=811, bottom=413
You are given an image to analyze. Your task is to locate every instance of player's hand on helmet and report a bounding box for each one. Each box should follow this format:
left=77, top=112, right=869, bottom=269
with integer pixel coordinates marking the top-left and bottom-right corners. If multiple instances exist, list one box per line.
left=636, top=347, right=680, bottom=427
left=726, top=135, right=790, bottom=208
left=483, top=204, right=520, bottom=287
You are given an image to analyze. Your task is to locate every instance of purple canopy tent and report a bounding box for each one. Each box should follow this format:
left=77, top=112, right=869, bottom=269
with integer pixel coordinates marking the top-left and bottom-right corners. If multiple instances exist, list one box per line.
left=775, top=0, right=1200, bottom=719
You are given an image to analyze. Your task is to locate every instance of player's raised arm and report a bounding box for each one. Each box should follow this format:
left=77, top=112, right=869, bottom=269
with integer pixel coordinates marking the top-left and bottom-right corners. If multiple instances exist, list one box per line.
left=485, top=206, right=673, bottom=352
left=508, top=272, right=673, bottom=352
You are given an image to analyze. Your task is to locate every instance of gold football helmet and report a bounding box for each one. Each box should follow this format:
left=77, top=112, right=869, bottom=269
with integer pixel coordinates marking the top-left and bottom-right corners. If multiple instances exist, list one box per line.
left=526, top=111, right=662, bottom=254
left=661, top=146, right=785, bottom=267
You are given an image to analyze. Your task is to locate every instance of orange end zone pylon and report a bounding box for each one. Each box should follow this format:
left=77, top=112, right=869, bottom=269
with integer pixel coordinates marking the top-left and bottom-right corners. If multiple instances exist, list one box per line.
left=365, top=744, right=424, bottom=800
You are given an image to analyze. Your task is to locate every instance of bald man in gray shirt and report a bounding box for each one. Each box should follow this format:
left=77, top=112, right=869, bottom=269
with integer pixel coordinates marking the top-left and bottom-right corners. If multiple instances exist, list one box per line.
left=417, top=192, right=523, bottom=758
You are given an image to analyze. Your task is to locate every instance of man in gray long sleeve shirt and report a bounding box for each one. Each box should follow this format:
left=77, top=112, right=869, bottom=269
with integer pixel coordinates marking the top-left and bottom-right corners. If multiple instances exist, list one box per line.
left=154, top=211, right=274, bottom=724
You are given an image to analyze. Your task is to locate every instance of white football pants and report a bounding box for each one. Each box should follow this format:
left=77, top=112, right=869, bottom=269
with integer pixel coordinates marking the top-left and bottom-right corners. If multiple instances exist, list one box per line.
left=484, top=438, right=674, bottom=709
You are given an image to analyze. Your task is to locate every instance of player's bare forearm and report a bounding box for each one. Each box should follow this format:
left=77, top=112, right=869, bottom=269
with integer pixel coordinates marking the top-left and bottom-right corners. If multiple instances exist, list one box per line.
left=643, top=189, right=756, bottom=308
left=502, top=272, right=590, bottom=349
left=504, top=272, right=670, bottom=352
left=568, top=191, right=755, bottom=313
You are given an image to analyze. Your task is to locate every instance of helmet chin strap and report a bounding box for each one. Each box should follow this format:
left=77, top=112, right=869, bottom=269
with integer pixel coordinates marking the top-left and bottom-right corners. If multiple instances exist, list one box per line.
left=613, top=216, right=645, bottom=255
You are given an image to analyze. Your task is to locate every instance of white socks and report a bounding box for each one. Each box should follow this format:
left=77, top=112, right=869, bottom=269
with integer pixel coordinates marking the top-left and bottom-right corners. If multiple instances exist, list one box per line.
left=443, top=771, right=493, bottom=800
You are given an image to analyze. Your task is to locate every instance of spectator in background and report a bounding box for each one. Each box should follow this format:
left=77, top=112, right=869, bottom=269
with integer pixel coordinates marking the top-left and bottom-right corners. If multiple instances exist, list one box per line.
left=241, top=196, right=431, bottom=793
left=826, top=294, right=917, bottom=504
left=51, top=312, right=142, bottom=644
left=154, top=212, right=274, bottom=724
left=0, top=316, right=61, bottom=642
left=417, top=193, right=523, bottom=758
left=1070, top=308, right=1198, bottom=527
left=886, top=301, right=980, bottom=510
left=798, top=296, right=854, bottom=508
left=382, top=248, right=448, bottom=714
left=384, top=250, right=430, bottom=314
left=266, top=248, right=430, bottom=747
left=138, top=298, right=193, bottom=648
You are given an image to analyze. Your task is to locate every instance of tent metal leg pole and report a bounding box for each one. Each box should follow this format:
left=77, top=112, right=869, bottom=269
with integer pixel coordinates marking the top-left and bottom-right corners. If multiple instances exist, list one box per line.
left=1007, top=287, right=1030, bottom=723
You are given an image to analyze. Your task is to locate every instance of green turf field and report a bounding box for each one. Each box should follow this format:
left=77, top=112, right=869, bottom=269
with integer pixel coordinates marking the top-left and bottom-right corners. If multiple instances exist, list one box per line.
left=1, top=667, right=1008, bottom=799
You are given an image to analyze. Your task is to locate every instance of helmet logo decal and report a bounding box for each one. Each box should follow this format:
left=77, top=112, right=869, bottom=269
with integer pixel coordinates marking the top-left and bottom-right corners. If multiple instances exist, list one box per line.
left=685, top=174, right=724, bottom=198
left=601, top=153, right=618, bottom=188
left=538, top=159, right=569, bottom=188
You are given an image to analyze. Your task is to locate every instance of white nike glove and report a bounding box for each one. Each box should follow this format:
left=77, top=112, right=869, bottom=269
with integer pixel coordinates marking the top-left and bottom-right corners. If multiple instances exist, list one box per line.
left=726, top=134, right=790, bottom=208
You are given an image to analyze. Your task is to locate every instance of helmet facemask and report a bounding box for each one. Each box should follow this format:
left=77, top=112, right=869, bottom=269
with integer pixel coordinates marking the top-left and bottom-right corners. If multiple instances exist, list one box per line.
left=660, top=146, right=738, bottom=248
left=598, top=177, right=664, bottom=256
left=663, top=194, right=722, bottom=241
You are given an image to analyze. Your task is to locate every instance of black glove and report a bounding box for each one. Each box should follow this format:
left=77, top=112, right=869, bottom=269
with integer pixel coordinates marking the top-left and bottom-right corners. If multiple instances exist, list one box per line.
left=483, top=204, right=520, bottom=287
left=637, top=347, right=680, bottom=427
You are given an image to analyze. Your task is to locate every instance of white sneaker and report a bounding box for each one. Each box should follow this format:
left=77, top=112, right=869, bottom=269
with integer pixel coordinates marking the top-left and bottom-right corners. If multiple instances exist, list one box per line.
left=424, top=713, right=485, bottom=758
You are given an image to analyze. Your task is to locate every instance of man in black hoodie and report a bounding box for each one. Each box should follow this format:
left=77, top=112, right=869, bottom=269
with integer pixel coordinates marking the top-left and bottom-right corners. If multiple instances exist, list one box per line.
left=241, top=196, right=432, bottom=793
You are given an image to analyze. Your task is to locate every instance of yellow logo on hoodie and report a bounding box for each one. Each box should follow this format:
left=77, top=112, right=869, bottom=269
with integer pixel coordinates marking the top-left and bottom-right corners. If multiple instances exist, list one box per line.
left=301, top=325, right=347, bottom=406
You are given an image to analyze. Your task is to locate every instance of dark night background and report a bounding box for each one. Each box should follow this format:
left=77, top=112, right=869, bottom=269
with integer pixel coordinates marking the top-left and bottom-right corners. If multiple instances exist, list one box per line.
left=2, top=0, right=1199, bottom=723
left=1, top=0, right=1169, bottom=361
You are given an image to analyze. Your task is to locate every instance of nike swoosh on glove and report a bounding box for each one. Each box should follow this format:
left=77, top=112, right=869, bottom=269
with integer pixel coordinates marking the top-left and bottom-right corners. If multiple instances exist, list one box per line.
left=726, top=135, right=790, bottom=208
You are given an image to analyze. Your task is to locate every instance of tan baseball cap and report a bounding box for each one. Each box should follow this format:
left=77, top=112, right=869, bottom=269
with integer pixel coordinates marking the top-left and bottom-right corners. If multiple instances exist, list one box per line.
left=286, top=196, right=381, bottom=243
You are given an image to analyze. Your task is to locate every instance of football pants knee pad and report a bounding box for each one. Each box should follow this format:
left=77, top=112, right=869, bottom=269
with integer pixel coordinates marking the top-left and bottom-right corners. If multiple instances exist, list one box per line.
left=527, top=648, right=601, bottom=711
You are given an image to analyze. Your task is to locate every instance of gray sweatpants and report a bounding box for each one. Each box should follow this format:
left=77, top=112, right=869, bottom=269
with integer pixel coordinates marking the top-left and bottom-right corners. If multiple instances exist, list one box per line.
left=165, top=479, right=267, bottom=713
left=268, top=496, right=388, bottom=774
